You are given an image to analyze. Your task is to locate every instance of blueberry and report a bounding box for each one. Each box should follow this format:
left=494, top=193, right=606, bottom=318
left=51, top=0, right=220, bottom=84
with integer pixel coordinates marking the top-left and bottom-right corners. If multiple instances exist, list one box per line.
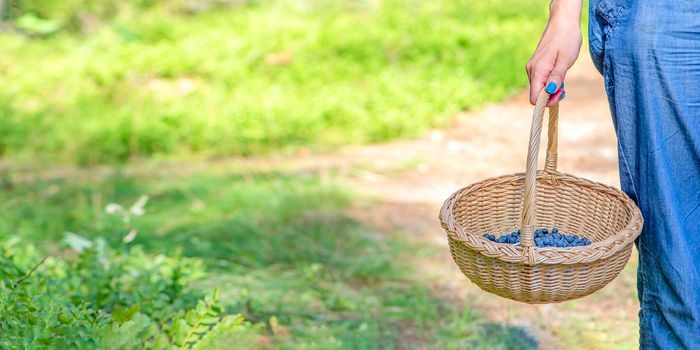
left=535, top=238, right=543, bottom=247
left=541, top=228, right=548, bottom=234
left=552, top=233, right=561, bottom=240
left=566, top=235, right=575, bottom=243
left=552, top=227, right=559, bottom=234
left=497, top=236, right=508, bottom=243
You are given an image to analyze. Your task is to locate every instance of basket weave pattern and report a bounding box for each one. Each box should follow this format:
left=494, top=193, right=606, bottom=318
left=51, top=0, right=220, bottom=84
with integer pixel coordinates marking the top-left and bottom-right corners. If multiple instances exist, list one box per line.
left=439, top=90, right=643, bottom=304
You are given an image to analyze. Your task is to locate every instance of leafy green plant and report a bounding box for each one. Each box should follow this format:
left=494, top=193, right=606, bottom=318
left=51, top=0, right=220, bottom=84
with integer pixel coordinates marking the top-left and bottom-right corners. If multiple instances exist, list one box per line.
left=0, top=236, right=256, bottom=349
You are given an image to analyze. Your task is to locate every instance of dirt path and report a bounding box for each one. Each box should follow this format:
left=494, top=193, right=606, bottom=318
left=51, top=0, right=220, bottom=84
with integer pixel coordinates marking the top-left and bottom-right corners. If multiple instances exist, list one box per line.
left=335, top=54, right=640, bottom=349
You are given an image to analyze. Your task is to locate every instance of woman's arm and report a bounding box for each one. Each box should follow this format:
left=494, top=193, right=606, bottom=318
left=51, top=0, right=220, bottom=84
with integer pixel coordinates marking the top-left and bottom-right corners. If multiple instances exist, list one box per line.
left=526, top=0, right=583, bottom=106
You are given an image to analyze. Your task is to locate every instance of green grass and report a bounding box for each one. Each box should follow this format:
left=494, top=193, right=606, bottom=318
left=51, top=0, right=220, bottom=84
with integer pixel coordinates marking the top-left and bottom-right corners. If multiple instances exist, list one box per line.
left=0, top=3, right=551, bottom=344
left=0, top=167, right=539, bottom=348
left=0, top=0, right=546, bottom=165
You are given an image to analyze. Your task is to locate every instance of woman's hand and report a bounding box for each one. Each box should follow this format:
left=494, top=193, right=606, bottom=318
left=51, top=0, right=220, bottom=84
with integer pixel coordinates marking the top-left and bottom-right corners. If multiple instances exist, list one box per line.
left=526, top=0, right=583, bottom=106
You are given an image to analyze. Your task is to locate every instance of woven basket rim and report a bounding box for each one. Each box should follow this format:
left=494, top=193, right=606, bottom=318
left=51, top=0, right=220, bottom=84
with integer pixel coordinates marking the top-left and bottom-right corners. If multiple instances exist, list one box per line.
left=439, top=170, right=644, bottom=265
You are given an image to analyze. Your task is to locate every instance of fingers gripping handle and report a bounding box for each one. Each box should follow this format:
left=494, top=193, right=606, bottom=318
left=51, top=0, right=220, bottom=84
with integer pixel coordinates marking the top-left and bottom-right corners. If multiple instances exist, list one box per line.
left=520, top=89, right=560, bottom=265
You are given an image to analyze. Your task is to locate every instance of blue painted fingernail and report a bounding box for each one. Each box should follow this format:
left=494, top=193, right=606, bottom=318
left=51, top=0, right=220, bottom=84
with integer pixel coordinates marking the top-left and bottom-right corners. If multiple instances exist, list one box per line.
left=546, top=82, right=557, bottom=93
left=559, top=92, right=566, bottom=101
left=560, top=82, right=565, bottom=89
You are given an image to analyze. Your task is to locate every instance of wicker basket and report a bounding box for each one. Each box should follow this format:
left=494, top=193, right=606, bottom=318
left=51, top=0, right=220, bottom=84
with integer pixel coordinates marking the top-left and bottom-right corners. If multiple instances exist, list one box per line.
left=439, top=90, right=643, bottom=304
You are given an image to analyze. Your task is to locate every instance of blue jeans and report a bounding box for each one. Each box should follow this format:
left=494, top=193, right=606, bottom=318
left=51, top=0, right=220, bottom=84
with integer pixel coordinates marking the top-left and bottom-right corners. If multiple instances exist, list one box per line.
left=589, top=0, right=700, bottom=348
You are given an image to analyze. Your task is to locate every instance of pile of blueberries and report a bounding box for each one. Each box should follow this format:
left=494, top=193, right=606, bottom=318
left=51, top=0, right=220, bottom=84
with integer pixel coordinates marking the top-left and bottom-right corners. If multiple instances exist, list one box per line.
left=483, top=228, right=591, bottom=248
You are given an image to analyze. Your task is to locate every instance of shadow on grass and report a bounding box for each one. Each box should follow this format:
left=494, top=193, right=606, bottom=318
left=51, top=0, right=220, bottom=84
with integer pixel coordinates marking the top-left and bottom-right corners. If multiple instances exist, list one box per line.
left=0, top=167, right=540, bottom=349
left=478, top=323, right=539, bottom=349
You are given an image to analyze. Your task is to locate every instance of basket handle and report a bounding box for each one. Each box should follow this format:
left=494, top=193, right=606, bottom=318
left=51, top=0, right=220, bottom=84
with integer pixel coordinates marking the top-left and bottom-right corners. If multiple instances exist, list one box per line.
left=520, top=89, right=559, bottom=265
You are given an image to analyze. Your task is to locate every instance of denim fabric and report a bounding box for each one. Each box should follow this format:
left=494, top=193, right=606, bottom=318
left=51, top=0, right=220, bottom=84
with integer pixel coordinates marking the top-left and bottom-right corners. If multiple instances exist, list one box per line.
left=589, top=0, right=700, bottom=348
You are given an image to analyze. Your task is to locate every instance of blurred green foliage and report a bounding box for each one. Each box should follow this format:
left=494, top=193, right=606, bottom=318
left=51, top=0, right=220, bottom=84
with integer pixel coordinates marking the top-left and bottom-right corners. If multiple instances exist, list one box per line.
left=0, top=1, right=548, bottom=347
left=0, top=0, right=545, bottom=165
